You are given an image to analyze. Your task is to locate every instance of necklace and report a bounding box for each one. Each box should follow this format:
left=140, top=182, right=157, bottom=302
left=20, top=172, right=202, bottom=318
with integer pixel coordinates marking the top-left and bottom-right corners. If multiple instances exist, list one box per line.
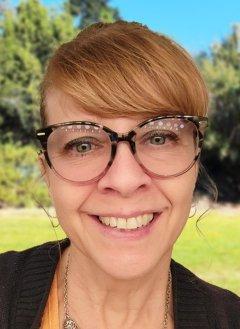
left=63, top=253, right=172, bottom=329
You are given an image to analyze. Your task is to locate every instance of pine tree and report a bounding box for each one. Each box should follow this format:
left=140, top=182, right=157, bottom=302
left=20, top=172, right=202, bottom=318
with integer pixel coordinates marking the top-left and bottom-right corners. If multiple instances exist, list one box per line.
left=0, top=0, right=75, bottom=143
left=198, top=24, right=240, bottom=202
left=67, top=0, right=120, bottom=28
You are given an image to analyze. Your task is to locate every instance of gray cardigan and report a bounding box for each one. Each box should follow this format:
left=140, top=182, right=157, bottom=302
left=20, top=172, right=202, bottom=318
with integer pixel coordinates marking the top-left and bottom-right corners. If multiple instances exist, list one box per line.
left=0, top=238, right=240, bottom=328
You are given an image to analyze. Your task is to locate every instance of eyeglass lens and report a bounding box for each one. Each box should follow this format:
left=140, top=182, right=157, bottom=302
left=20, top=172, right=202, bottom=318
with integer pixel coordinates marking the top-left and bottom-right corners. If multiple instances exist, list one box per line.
left=46, top=118, right=199, bottom=182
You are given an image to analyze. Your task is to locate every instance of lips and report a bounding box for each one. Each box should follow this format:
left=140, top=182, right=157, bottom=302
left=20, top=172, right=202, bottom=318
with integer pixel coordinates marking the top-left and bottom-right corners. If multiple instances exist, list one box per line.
left=88, top=212, right=163, bottom=240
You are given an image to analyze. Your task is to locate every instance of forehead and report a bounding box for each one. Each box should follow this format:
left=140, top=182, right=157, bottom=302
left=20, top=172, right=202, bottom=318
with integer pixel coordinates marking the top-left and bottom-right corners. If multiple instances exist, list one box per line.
left=45, top=89, right=152, bottom=133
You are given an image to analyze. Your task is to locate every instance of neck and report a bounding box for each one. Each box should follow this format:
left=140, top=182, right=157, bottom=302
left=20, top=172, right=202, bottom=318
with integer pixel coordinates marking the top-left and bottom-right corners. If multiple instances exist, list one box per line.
left=57, top=244, right=174, bottom=329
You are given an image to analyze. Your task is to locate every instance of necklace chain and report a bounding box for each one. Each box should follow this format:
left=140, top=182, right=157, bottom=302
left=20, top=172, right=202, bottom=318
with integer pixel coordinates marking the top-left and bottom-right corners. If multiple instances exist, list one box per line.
left=63, top=253, right=172, bottom=329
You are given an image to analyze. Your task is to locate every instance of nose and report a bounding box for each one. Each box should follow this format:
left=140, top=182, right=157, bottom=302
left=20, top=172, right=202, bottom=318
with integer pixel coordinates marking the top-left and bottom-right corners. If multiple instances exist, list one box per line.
left=97, top=142, right=152, bottom=198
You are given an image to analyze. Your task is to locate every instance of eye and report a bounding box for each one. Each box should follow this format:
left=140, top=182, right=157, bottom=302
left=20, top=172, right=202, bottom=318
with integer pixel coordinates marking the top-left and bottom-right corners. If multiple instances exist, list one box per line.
left=142, top=131, right=179, bottom=146
left=149, top=134, right=166, bottom=145
left=64, top=137, right=101, bottom=156
left=75, top=141, right=91, bottom=153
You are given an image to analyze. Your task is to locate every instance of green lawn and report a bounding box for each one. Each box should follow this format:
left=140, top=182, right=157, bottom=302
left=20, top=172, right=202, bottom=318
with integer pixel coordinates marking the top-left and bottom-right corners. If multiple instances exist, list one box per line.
left=1, top=207, right=240, bottom=295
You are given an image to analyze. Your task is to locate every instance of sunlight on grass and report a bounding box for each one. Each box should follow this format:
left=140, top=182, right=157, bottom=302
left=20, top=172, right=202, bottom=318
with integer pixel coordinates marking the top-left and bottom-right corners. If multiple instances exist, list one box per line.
left=0, top=207, right=240, bottom=295
left=173, top=210, right=240, bottom=294
left=0, top=208, right=66, bottom=251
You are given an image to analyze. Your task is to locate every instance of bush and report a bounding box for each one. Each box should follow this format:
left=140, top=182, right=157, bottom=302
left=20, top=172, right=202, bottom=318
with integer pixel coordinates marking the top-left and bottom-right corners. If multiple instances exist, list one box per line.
left=0, top=143, right=50, bottom=207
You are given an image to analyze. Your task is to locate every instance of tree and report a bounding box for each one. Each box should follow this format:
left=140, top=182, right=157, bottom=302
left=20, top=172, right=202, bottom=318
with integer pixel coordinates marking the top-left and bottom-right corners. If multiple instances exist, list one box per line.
left=67, top=0, right=120, bottom=29
left=198, top=24, right=240, bottom=202
left=0, top=0, right=75, bottom=143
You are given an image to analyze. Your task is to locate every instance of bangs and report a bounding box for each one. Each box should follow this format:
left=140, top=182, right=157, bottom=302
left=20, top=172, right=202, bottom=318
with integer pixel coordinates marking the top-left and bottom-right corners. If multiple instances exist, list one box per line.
left=41, top=21, right=208, bottom=125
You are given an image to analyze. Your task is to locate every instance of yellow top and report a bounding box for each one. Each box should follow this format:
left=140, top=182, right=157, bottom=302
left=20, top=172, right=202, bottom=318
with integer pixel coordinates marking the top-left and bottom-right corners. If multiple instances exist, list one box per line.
left=41, top=271, right=60, bottom=329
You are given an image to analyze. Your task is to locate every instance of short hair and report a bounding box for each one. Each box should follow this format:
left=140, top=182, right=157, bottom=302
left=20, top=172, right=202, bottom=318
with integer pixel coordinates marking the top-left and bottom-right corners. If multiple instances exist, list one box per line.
left=40, top=20, right=209, bottom=126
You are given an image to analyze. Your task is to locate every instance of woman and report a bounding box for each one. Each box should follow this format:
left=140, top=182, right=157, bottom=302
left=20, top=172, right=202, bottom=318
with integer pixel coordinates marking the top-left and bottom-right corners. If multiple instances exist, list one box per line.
left=0, top=21, right=239, bottom=329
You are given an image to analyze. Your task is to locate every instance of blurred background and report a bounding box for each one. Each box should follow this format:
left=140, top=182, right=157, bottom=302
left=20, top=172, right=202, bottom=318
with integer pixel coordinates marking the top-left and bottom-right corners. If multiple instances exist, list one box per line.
left=0, top=0, right=240, bottom=293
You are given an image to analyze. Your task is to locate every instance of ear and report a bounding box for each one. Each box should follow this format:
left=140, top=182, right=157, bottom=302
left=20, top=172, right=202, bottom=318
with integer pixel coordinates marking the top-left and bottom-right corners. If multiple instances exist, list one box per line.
left=195, top=161, right=200, bottom=178
left=37, top=153, right=50, bottom=188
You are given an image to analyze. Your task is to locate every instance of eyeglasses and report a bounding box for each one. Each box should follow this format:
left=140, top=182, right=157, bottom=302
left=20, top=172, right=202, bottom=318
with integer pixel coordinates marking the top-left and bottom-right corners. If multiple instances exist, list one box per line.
left=36, top=115, right=208, bottom=184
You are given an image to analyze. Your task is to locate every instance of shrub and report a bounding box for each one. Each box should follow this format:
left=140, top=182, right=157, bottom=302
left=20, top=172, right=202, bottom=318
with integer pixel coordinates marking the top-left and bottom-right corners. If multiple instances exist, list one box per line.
left=0, top=143, right=50, bottom=207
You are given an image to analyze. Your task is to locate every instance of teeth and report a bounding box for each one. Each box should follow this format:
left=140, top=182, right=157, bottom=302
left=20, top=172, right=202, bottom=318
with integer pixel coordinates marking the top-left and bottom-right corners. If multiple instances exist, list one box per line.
left=136, top=216, right=143, bottom=227
left=116, top=218, right=126, bottom=229
left=126, top=218, right=138, bottom=229
left=109, top=217, right=117, bottom=227
left=99, top=214, right=154, bottom=230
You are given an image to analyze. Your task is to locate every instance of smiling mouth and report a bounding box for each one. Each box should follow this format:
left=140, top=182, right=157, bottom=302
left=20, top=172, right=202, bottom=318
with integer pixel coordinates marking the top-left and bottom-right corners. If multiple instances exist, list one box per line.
left=91, top=213, right=160, bottom=231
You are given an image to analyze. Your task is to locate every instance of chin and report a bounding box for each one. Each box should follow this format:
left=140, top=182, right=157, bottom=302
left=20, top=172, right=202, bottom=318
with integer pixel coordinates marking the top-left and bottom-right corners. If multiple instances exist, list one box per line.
left=92, top=250, right=164, bottom=281
left=102, top=266, right=152, bottom=281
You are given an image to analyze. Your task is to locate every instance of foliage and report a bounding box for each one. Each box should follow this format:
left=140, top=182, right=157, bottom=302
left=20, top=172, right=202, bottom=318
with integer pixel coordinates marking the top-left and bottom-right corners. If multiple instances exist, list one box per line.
left=66, top=0, right=120, bottom=28
left=0, top=143, right=50, bottom=207
left=0, top=0, right=75, bottom=143
left=0, top=0, right=120, bottom=143
left=197, top=24, right=240, bottom=202
left=0, top=0, right=121, bottom=208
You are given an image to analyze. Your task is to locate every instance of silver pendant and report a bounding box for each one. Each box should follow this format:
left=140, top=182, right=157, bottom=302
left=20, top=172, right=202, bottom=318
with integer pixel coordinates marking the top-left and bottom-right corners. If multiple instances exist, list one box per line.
left=63, top=317, right=79, bottom=329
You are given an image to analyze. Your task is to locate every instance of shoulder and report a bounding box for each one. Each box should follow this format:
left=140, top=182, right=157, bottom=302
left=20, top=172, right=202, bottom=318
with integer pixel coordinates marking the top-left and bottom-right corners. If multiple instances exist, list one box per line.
left=0, top=238, right=70, bottom=274
left=172, top=259, right=240, bottom=301
left=0, top=240, right=61, bottom=294
left=0, top=240, right=60, bottom=270
left=172, top=260, right=240, bottom=327
left=0, top=239, right=69, bottom=328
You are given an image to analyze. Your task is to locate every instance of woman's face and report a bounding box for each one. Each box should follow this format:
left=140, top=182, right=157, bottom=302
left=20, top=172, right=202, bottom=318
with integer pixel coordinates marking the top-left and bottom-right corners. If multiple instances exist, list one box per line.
left=42, top=89, right=198, bottom=279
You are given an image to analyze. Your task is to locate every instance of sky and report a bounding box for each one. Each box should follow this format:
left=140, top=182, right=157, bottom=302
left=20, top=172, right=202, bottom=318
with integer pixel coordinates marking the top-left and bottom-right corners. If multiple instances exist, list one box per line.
left=13, top=0, right=240, bottom=55
left=109, top=0, right=240, bottom=55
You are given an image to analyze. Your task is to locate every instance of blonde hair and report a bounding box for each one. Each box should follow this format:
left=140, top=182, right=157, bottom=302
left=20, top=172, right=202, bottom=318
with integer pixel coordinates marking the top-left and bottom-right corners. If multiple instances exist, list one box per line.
left=40, top=20, right=209, bottom=125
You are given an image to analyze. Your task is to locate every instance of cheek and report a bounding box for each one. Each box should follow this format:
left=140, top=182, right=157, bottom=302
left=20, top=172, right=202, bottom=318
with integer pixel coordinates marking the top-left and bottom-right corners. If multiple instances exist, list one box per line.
left=46, top=170, right=94, bottom=219
left=155, top=166, right=198, bottom=243
left=156, top=165, right=197, bottom=205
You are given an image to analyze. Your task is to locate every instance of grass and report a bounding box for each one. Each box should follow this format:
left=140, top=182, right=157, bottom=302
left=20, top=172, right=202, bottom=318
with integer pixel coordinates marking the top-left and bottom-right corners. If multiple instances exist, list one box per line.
left=1, top=207, right=240, bottom=295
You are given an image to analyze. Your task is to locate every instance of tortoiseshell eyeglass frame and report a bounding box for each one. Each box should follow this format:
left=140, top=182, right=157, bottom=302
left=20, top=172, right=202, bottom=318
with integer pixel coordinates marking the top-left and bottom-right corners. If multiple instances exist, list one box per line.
left=36, top=115, right=208, bottom=184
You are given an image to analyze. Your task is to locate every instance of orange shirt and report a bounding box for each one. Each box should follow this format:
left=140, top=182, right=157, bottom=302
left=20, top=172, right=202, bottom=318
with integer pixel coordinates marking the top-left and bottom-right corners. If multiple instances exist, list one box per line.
left=41, top=271, right=59, bottom=329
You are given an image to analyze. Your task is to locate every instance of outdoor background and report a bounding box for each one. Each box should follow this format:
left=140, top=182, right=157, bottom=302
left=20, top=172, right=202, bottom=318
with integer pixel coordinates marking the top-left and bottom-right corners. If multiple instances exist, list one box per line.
left=0, top=0, right=240, bottom=294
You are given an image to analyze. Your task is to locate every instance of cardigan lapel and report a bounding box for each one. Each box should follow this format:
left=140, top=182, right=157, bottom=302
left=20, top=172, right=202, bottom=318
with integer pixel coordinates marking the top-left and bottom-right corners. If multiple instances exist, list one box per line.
left=171, top=260, right=214, bottom=328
